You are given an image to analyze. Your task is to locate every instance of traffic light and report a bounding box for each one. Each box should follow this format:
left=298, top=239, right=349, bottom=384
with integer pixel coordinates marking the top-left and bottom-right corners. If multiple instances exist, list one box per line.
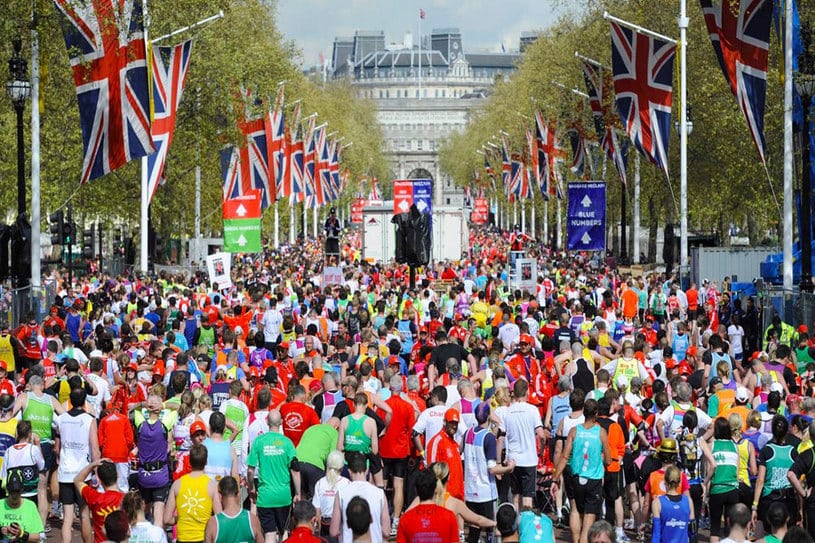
left=49, top=210, right=64, bottom=245
left=63, top=221, right=76, bottom=246
left=82, top=225, right=94, bottom=259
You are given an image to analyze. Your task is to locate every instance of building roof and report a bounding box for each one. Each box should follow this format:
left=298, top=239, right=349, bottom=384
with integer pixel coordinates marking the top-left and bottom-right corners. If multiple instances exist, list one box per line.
left=359, top=49, right=447, bottom=69
left=466, top=53, right=519, bottom=68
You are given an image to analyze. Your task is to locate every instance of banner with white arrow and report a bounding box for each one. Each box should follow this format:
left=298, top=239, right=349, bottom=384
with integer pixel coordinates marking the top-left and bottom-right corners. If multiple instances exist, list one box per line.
left=223, top=189, right=262, bottom=252
left=567, top=182, right=606, bottom=251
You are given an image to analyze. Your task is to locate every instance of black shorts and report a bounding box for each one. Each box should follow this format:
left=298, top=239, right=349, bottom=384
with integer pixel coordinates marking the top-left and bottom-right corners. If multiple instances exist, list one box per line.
left=258, top=506, right=291, bottom=535
left=622, top=451, right=637, bottom=488
left=382, top=457, right=407, bottom=480
left=603, top=470, right=623, bottom=501
left=572, top=476, right=603, bottom=515
left=139, top=484, right=170, bottom=504
left=510, top=465, right=537, bottom=499
left=41, top=442, right=55, bottom=472
left=59, top=482, right=84, bottom=507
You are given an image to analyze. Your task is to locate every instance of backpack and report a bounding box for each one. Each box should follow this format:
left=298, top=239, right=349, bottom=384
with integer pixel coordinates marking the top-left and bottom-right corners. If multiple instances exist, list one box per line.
left=678, top=430, right=700, bottom=479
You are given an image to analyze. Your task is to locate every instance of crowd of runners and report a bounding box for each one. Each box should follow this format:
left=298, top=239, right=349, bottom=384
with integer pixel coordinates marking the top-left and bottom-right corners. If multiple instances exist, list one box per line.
left=0, top=226, right=811, bottom=543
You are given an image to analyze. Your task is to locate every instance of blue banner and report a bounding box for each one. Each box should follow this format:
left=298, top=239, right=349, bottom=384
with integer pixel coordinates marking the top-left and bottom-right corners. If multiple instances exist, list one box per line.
left=567, top=182, right=606, bottom=251
left=412, top=179, right=433, bottom=215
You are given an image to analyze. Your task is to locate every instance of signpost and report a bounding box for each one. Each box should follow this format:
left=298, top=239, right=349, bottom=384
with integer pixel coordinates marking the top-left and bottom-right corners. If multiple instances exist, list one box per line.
left=223, top=190, right=262, bottom=252
left=567, top=182, right=606, bottom=251
left=393, top=179, right=433, bottom=216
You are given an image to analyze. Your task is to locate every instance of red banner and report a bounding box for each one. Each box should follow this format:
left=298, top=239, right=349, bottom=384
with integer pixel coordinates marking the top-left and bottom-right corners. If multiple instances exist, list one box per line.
left=471, top=197, right=489, bottom=224
left=223, top=190, right=262, bottom=220
left=393, top=180, right=413, bottom=215
left=351, top=198, right=366, bottom=223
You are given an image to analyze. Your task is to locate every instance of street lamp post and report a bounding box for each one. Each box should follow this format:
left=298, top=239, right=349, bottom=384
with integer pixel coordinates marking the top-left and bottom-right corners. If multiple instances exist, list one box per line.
left=6, top=39, right=30, bottom=218
left=797, top=23, right=815, bottom=292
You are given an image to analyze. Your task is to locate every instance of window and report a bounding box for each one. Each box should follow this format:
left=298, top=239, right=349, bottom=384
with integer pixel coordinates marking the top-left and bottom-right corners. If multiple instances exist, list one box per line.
left=418, top=139, right=423, bottom=151
left=441, top=89, right=446, bottom=97
left=446, top=198, right=451, bottom=205
left=415, top=89, right=419, bottom=98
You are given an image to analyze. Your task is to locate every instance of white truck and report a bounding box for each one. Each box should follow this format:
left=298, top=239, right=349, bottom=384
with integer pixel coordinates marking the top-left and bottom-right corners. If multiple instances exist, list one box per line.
left=361, top=203, right=468, bottom=264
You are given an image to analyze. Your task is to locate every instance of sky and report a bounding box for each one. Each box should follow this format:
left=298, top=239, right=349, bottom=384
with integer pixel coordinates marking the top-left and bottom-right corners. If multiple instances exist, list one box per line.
left=275, top=0, right=572, bottom=67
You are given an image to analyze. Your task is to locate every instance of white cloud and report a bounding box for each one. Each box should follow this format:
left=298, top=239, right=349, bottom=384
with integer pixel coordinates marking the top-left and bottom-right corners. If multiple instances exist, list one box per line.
left=275, top=0, right=571, bottom=66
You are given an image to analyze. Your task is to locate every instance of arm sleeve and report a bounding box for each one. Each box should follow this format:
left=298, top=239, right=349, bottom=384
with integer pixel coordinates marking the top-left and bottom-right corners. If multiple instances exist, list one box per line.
left=413, top=411, right=427, bottom=434
left=483, top=432, right=498, bottom=462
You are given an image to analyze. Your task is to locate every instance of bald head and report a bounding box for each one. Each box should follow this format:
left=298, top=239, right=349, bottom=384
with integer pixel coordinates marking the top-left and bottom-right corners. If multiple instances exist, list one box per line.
left=268, top=409, right=282, bottom=429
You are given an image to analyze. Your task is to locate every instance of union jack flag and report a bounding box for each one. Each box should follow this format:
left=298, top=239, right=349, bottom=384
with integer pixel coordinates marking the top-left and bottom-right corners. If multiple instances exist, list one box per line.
left=500, top=135, right=512, bottom=196
left=484, top=152, right=496, bottom=186
left=567, top=128, right=586, bottom=178
left=327, top=139, right=341, bottom=202
left=281, top=102, right=303, bottom=201
left=54, top=0, right=154, bottom=184
left=312, top=126, right=329, bottom=208
left=700, top=0, right=773, bottom=163
left=145, top=39, right=193, bottom=203
left=221, top=146, right=245, bottom=201
left=535, top=112, right=566, bottom=199
left=287, top=124, right=305, bottom=203
left=610, top=21, right=676, bottom=179
left=303, top=119, right=317, bottom=203
left=236, top=89, right=273, bottom=210
left=581, top=60, right=628, bottom=185
left=368, top=177, right=382, bottom=201
left=265, top=84, right=286, bottom=198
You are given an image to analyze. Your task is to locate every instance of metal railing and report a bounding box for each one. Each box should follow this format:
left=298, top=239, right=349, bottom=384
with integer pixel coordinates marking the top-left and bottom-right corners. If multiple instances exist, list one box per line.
left=760, top=285, right=815, bottom=336
left=2, top=281, right=57, bottom=328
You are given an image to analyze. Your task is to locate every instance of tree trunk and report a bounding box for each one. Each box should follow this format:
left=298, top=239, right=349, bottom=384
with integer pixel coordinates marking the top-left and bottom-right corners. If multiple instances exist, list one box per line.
left=720, top=213, right=731, bottom=247
left=747, top=213, right=758, bottom=246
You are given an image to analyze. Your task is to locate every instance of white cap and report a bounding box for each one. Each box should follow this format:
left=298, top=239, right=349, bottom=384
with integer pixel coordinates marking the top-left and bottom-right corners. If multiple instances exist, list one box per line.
left=234, top=325, right=244, bottom=335
left=616, top=375, right=629, bottom=389
left=135, top=349, right=146, bottom=359
left=770, top=382, right=785, bottom=393
left=736, top=386, right=750, bottom=403
left=89, top=350, right=104, bottom=358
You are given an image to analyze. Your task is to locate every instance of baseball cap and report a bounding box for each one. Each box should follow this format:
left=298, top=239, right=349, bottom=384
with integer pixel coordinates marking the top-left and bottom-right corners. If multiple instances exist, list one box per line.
left=190, top=420, right=207, bottom=436
left=665, top=358, right=677, bottom=370
left=770, top=382, right=785, bottom=393
left=127, top=362, right=138, bottom=372
left=89, top=349, right=104, bottom=358
left=686, top=346, right=698, bottom=358
left=444, top=408, right=461, bottom=423
left=616, top=375, right=629, bottom=389
left=736, top=386, right=750, bottom=402
left=800, top=325, right=809, bottom=334
left=709, top=376, right=722, bottom=388
left=519, top=334, right=534, bottom=345
left=0, top=361, right=7, bottom=372
left=474, top=402, right=491, bottom=425
left=277, top=341, right=290, bottom=350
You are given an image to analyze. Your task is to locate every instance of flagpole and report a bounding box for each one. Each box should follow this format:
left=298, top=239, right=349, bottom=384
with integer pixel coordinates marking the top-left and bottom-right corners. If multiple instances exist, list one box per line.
left=30, top=14, right=41, bottom=288
left=521, top=200, right=526, bottom=234
left=274, top=205, right=279, bottom=248
left=678, top=0, right=690, bottom=281
left=140, top=0, right=150, bottom=273
left=603, top=11, right=677, bottom=44
left=418, top=10, right=422, bottom=100
left=150, top=10, right=224, bottom=44
left=556, top=198, right=562, bottom=251
left=783, top=0, right=794, bottom=291
left=544, top=200, right=549, bottom=244
left=531, top=202, right=536, bottom=240
left=289, top=204, right=295, bottom=244
left=633, top=151, right=641, bottom=263
left=194, top=88, right=201, bottom=239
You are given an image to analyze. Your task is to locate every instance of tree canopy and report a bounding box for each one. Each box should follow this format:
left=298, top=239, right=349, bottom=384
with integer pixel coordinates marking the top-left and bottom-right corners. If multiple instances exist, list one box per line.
left=439, top=0, right=815, bottom=247
left=0, top=0, right=388, bottom=238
